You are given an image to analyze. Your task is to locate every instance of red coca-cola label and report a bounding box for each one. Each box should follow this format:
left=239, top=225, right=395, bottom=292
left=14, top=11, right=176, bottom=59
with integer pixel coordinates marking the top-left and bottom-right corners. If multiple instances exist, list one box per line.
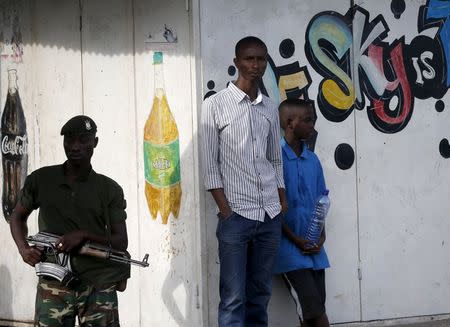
left=1, top=133, right=27, bottom=160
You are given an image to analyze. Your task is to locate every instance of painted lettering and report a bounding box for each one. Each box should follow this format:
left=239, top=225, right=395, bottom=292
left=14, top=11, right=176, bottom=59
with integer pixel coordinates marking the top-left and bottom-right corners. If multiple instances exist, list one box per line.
left=1, top=135, right=28, bottom=156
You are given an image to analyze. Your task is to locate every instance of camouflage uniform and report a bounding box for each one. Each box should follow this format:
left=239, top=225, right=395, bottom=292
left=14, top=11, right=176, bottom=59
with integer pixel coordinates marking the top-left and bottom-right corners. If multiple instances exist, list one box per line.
left=35, top=278, right=119, bottom=327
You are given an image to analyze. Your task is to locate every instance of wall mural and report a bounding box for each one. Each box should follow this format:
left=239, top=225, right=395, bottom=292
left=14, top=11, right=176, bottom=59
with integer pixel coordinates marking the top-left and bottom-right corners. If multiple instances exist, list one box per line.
left=144, top=52, right=182, bottom=225
left=1, top=11, right=27, bottom=222
left=0, top=14, right=24, bottom=63
left=305, top=2, right=448, bottom=133
left=1, top=69, right=27, bottom=222
left=204, top=0, right=450, bottom=169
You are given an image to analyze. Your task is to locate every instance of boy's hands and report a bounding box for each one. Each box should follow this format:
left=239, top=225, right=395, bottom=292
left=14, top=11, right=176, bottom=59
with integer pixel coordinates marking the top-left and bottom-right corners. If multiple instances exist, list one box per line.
left=282, top=222, right=326, bottom=255
left=294, top=233, right=326, bottom=255
left=293, top=236, right=314, bottom=253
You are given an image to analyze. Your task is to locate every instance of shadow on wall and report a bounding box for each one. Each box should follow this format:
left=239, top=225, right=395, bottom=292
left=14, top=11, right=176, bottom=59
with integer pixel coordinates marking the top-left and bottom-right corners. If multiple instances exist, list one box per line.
left=0, top=265, right=13, bottom=320
left=158, top=138, right=196, bottom=325
left=161, top=248, right=194, bottom=326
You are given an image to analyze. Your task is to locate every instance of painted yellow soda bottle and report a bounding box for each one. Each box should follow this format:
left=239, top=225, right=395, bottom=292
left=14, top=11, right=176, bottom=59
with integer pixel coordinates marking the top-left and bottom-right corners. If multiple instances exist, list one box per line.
left=143, top=52, right=182, bottom=224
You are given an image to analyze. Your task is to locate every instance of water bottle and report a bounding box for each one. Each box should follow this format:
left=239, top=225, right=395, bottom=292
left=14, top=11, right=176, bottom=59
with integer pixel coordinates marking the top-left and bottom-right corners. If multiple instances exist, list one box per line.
left=305, top=190, right=330, bottom=247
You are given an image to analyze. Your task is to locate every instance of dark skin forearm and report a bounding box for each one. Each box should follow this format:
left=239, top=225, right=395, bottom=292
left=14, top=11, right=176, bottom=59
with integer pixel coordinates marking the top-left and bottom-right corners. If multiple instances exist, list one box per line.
left=282, top=222, right=299, bottom=244
left=10, top=204, right=43, bottom=266
left=278, top=188, right=288, bottom=214
left=209, top=188, right=232, bottom=218
left=282, top=222, right=311, bottom=251
left=10, top=205, right=31, bottom=251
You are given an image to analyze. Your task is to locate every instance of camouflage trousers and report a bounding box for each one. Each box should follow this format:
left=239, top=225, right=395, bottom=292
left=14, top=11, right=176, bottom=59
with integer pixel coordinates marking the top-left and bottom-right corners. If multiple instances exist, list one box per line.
left=34, top=278, right=120, bottom=327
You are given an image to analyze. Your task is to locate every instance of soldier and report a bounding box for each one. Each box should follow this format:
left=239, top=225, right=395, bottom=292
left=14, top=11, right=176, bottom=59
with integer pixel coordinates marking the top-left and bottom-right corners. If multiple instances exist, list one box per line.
left=10, top=115, right=128, bottom=327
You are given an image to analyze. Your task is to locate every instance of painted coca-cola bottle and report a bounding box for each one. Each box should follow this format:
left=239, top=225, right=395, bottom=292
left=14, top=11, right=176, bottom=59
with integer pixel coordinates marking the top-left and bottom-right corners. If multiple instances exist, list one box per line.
left=1, top=69, right=27, bottom=222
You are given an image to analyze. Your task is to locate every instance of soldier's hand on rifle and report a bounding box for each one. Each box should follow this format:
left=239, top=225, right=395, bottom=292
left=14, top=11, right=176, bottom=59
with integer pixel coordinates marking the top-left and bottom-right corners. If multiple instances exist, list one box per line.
left=56, top=230, right=87, bottom=252
left=19, top=245, right=43, bottom=267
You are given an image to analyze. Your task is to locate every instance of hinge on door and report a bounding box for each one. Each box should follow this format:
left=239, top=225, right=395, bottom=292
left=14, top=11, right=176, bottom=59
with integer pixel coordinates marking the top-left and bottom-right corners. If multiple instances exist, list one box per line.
left=357, top=266, right=362, bottom=280
left=196, top=284, right=200, bottom=309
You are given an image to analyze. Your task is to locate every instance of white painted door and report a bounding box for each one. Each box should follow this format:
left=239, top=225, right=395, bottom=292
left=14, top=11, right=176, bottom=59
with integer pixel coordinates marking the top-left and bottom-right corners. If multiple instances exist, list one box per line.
left=353, top=0, right=450, bottom=320
left=132, top=1, right=202, bottom=326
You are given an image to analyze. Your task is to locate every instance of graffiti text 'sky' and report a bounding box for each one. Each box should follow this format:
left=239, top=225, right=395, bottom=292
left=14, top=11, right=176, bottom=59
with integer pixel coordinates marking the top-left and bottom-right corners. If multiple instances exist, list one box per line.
left=306, top=2, right=449, bottom=134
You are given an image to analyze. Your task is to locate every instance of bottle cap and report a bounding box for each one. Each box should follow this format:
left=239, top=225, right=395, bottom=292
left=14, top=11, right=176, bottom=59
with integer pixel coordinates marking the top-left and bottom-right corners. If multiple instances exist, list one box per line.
left=7, top=69, right=18, bottom=91
left=153, top=52, right=163, bottom=64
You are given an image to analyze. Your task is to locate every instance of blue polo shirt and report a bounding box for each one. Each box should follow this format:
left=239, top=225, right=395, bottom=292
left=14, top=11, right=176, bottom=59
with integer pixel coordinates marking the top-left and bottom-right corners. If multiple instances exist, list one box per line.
left=273, top=138, right=330, bottom=274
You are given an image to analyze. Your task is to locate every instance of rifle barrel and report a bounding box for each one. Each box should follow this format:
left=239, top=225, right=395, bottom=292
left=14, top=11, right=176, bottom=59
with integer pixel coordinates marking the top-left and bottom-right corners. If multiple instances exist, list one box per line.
left=109, top=253, right=149, bottom=267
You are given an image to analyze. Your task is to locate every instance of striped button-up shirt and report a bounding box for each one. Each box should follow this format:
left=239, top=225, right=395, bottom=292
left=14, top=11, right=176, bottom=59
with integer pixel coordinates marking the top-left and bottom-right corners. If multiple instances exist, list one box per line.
left=201, top=82, right=284, bottom=221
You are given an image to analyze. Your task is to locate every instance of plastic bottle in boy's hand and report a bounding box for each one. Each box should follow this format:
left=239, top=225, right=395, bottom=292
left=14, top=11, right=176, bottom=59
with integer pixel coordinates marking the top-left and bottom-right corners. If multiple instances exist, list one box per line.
left=305, top=190, right=330, bottom=248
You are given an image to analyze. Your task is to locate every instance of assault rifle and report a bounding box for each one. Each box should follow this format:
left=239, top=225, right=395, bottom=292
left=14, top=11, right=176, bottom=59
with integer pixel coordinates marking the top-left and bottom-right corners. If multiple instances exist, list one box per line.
left=26, top=231, right=149, bottom=286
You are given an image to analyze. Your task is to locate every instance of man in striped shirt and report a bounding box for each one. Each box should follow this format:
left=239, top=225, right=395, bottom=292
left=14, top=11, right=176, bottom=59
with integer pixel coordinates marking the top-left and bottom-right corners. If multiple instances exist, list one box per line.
left=201, top=36, right=287, bottom=327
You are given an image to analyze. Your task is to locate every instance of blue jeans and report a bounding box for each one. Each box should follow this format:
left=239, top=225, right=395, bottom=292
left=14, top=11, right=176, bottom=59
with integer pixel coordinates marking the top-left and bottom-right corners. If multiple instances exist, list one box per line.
left=216, top=212, right=282, bottom=327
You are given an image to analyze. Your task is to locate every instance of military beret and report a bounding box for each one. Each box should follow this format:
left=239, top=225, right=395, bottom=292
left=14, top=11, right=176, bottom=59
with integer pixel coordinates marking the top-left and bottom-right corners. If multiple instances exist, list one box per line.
left=60, top=115, right=97, bottom=135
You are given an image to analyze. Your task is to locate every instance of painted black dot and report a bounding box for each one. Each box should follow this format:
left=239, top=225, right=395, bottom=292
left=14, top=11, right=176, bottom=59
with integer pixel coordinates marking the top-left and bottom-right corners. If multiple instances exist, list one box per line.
left=439, top=138, right=450, bottom=158
left=435, top=100, right=445, bottom=112
left=207, top=80, right=215, bottom=90
left=334, top=143, right=355, bottom=170
left=204, top=90, right=216, bottom=100
left=391, top=0, right=406, bottom=19
left=228, top=65, right=236, bottom=76
left=279, top=38, right=295, bottom=59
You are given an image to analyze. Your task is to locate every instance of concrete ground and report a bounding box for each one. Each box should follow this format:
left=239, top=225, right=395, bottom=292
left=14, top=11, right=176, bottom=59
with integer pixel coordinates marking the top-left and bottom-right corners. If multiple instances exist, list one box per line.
left=2, top=322, right=450, bottom=326
left=380, top=320, right=450, bottom=327
left=407, top=320, right=450, bottom=327
left=381, top=320, right=450, bottom=327
left=333, top=318, right=450, bottom=327
left=2, top=317, right=450, bottom=326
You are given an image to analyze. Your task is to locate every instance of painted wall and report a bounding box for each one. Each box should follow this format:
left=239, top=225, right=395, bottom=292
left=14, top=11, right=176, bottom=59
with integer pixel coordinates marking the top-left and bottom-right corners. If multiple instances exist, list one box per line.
left=0, top=1, right=203, bottom=326
left=0, top=0, right=449, bottom=326
left=200, top=0, right=450, bottom=325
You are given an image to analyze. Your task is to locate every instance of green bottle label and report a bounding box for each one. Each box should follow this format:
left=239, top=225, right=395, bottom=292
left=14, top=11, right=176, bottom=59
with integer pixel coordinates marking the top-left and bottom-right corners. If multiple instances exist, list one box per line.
left=144, top=139, right=180, bottom=188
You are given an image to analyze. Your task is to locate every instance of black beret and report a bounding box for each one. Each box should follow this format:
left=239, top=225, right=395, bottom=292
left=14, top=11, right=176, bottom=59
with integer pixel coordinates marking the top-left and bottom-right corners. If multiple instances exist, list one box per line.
left=60, top=115, right=97, bottom=135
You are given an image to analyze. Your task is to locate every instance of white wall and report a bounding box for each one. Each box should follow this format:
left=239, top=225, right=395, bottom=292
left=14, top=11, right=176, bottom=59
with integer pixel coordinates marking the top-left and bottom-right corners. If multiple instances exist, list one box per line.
left=0, top=1, right=202, bottom=326
left=353, top=0, right=450, bottom=321
left=200, top=0, right=450, bottom=325
left=0, top=0, right=449, bottom=326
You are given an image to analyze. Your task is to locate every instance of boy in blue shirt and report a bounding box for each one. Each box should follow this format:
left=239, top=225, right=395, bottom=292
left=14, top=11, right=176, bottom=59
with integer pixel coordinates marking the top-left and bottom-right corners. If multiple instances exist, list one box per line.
left=274, top=99, right=330, bottom=327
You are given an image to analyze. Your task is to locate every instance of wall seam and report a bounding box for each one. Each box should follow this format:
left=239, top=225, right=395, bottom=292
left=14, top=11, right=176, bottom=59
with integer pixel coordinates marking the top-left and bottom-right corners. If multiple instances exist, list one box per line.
left=130, top=0, right=143, bottom=325
left=350, top=0, right=363, bottom=321
left=188, top=0, right=208, bottom=324
left=79, top=0, right=85, bottom=115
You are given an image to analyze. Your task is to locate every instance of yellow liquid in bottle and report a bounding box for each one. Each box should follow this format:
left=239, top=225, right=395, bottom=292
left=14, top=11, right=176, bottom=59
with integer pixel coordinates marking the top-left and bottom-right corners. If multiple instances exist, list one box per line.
left=143, top=89, right=182, bottom=224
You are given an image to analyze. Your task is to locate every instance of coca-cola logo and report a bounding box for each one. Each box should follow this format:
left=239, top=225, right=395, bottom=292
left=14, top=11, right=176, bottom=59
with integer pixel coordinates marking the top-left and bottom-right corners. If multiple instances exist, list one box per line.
left=1, top=135, right=28, bottom=156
